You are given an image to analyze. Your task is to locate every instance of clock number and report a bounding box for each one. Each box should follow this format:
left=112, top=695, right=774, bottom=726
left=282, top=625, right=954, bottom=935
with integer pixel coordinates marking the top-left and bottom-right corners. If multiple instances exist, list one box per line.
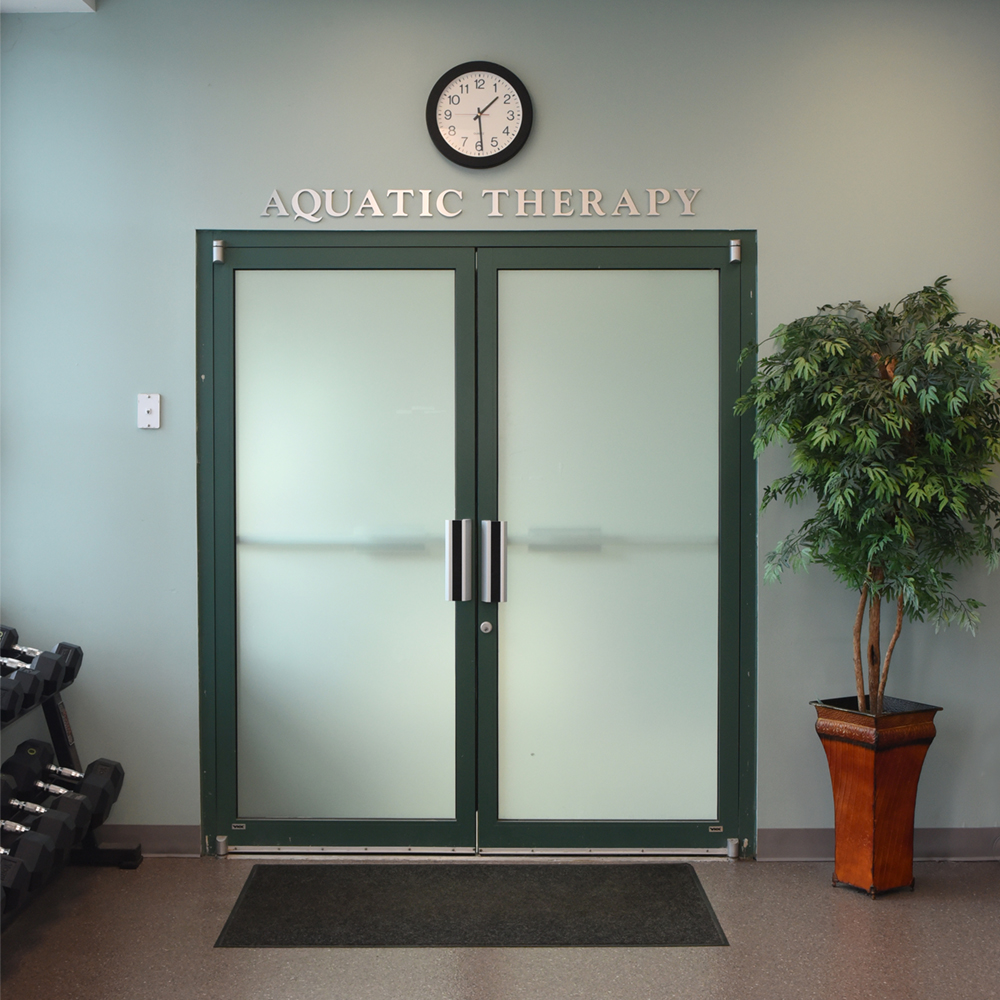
left=507, top=110, right=515, bottom=120
left=449, top=94, right=460, bottom=105
left=491, top=136, right=499, bottom=148
left=443, top=109, right=452, bottom=120
left=475, top=140, right=483, bottom=151
left=448, top=126, right=456, bottom=135
left=461, top=136, right=468, bottom=146
left=459, top=83, right=469, bottom=94
left=504, top=94, right=512, bottom=104
left=475, top=78, right=485, bottom=89
left=503, top=126, right=510, bottom=135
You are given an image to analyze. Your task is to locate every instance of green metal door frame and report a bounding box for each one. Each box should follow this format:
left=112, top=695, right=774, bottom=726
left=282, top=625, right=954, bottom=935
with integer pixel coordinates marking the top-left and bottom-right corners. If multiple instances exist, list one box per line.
left=196, top=230, right=757, bottom=856
left=475, top=244, right=747, bottom=852
left=197, top=239, right=478, bottom=851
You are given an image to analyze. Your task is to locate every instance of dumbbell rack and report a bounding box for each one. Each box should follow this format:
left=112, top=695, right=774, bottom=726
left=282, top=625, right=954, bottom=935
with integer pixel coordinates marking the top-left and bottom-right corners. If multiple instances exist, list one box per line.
left=7, top=691, right=142, bottom=870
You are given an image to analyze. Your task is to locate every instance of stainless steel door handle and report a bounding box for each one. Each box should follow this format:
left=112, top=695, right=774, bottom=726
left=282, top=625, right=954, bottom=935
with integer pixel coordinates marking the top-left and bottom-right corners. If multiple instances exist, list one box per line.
left=481, top=520, right=507, bottom=603
left=445, top=519, right=473, bottom=601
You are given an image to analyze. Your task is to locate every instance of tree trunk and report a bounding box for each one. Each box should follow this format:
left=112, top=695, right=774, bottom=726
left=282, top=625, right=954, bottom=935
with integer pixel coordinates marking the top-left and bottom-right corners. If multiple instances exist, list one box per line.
left=853, top=584, right=869, bottom=711
left=876, top=594, right=904, bottom=715
left=867, top=569, right=884, bottom=716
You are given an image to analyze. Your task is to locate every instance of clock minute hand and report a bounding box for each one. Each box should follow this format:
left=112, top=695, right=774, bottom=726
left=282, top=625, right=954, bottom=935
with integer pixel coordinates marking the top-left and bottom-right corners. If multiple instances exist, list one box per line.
left=474, top=97, right=497, bottom=152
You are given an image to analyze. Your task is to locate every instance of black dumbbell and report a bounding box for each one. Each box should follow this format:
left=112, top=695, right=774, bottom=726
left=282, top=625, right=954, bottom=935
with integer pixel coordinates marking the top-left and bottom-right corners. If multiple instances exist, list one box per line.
left=5, top=742, right=123, bottom=830
left=75, top=760, right=124, bottom=829
left=1, top=653, right=66, bottom=700
left=1, top=774, right=93, bottom=846
left=0, top=831, right=56, bottom=892
left=1, top=658, right=54, bottom=715
left=3, top=741, right=85, bottom=790
left=0, top=666, right=43, bottom=724
left=1, top=675, right=24, bottom=724
left=1, top=795, right=77, bottom=858
left=1, top=849, right=31, bottom=915
left=0, top=626, right=83, bottom=686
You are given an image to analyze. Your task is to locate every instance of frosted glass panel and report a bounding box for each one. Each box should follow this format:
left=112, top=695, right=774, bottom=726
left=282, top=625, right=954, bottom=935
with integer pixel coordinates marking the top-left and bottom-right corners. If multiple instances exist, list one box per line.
left=235, top=270, right=455, bottom=819
left=497, top=269, right=719, bottom=820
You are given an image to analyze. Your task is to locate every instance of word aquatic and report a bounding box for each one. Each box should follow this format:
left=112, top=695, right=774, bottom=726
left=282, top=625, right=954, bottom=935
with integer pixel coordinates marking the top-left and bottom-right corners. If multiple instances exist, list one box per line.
left=261, top=187, right=702, bottom=222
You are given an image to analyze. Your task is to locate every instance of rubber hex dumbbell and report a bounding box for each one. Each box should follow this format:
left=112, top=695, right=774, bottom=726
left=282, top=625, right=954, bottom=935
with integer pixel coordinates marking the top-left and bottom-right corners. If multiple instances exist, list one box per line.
left=1, top=653, right=66, bottom=699
left=0, top=667, right=43, bottom=723
left=0, top=831, right=56, bottom=892
left=1, top=793, right=77, bottom=858
left=1, top=657, right=56, bottom=715
left=5, top=742, right=124, bottom=830
left=0, top=626, right=83, bottom=687
left=0, top=676, right=24, bottom=724
left=1, top=849, right=31, bottom=915
left=2, top=741, right=84, bottom=793
left=1, top=774, right=93, bottom=846
left=35, top=758, right=123, bottom=831
left=75, top=760, right=124, bottom=829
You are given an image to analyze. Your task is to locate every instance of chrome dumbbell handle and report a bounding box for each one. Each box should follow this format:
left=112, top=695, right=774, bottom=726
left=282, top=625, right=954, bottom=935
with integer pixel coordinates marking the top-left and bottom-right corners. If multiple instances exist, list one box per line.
left=36, top=780, right=72, bottom=796
left=48, top=764, right=84, bottom=781
left=8, top=798, right=47, bottom=815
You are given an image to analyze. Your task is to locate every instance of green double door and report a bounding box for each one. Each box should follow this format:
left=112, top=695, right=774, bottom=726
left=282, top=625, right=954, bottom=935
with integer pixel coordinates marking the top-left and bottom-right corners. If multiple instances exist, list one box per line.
left=198, top=232, right=755, bottom=855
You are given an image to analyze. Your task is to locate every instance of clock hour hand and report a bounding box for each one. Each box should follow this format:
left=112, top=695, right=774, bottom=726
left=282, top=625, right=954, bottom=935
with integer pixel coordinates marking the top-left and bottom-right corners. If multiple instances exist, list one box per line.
left=472, top=96, right=499, bottom=123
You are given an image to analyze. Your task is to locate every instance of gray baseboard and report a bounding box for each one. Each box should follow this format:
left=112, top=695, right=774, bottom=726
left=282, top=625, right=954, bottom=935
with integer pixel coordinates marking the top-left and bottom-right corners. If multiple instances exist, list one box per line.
left=758, top=827, right=1000, bottom=861
left=95, top=826, right=1000, bottom=861
left=757, top=828, right=834, bottom=861
left=98, top=825, right=201, bottom=857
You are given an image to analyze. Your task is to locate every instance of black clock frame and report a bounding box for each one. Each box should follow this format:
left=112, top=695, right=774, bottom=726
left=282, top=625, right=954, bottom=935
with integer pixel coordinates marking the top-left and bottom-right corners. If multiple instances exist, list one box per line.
left=425, top=61, right=533, bottom=169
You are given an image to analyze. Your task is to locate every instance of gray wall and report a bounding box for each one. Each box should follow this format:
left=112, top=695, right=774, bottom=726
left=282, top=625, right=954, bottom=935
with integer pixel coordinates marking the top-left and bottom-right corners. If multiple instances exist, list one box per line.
left=2, top=0, right=998, bottom=842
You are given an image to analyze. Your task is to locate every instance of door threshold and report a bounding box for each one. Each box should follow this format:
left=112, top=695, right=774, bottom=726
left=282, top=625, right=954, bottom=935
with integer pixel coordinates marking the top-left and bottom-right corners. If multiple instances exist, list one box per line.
left=478, top=847, right=729, bottom=856
left=227, top=845, right=477, bottom=855
left=224, top=845, right=727, bottom=858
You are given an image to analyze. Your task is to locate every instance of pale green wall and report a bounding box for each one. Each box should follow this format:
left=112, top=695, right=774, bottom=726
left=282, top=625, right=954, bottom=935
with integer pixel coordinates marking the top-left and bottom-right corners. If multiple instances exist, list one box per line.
left=2, top=0, right=998, bottom=832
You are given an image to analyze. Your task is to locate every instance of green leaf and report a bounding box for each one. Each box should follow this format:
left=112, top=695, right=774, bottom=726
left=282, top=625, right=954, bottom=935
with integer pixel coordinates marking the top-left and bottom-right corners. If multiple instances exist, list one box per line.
left=736, top=276, right=1000, bottom=687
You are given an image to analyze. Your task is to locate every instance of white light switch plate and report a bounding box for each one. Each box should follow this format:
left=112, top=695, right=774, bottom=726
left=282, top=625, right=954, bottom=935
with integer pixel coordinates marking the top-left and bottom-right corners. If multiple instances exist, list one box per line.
left=138, top=393, right=161, bottom=429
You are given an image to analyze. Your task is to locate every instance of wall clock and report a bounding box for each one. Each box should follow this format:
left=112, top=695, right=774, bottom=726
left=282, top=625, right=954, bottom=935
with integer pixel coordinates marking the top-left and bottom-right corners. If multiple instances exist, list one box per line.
left=426, top=61, right=533, bottom=168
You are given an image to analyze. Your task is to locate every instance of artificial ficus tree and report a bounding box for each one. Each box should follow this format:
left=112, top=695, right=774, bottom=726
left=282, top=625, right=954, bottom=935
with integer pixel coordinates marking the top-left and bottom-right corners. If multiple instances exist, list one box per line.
left=736, top=277, right=1000, bottom=714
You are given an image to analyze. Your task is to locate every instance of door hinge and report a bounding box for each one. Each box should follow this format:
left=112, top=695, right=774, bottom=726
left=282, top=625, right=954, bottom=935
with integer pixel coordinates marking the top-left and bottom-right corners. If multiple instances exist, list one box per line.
left=729, top=239, right=741, bottom=263
left=213, top=240, right=225, bottom=264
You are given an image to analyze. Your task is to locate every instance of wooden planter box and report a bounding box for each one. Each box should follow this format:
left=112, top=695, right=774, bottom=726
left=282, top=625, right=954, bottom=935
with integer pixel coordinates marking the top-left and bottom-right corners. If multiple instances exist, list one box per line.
left=813, top=696, right=940, bottom=897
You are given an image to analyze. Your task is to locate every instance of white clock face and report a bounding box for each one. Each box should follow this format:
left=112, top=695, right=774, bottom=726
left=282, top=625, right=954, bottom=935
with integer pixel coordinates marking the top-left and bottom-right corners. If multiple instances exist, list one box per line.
left=436, top=70, right=524, bottom=159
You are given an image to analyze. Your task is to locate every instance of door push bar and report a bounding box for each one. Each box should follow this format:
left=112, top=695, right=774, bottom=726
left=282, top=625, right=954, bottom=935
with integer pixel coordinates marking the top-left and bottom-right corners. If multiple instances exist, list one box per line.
left=445, top=519, right=473, bottom=601
left=481, top=520, right=507, bottom=603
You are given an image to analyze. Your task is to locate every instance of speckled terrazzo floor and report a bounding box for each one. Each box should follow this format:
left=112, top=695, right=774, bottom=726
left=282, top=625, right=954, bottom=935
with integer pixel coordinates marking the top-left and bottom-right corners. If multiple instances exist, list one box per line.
left=2, top=856, right=998, bottom=1000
